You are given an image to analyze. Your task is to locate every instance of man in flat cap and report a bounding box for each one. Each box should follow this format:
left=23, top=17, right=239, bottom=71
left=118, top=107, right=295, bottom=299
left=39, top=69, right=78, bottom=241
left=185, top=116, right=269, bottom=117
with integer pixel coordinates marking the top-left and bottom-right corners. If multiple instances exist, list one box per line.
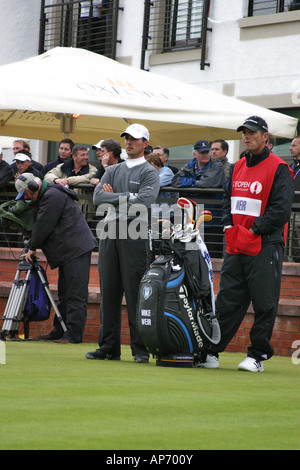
left=15, top=173, right=97, bottom=344
left=200, top=116, right=294, bottom=372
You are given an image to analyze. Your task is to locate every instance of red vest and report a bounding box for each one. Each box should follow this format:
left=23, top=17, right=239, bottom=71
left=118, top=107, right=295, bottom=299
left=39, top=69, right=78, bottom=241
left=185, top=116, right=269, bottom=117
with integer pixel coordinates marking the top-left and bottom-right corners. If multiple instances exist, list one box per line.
left=226, top=152, right=291, bottom=255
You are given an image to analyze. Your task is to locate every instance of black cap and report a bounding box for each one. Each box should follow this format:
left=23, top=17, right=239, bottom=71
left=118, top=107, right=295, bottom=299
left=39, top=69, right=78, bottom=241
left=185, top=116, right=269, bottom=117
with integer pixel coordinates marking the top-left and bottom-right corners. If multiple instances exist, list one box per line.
left=237, top=116, right=268, bottom=133
left=194, top=139, right=210, bottom=153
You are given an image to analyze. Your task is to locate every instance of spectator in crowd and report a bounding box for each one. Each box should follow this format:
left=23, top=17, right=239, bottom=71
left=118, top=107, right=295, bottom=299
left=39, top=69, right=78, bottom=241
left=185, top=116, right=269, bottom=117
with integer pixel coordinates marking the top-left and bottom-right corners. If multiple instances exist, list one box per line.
left=172, top=139, right=225, bottom=257
left=266, top=133, right=275, bottom=151
left=289, top=135, right=300, bottom=262
left=146, top=152, right=175, bottom=253
left=13, top=139, right=30, bottom=154
left=12, top=140, right=44, bottom=174
left=267, top=133, right=275, bottom=150
left=86, top=123, right=160, bottom=363
left=44, top=144, right=97, bottom=186
left=200, top=116, right=294, bottom=372
left=211, top=139, right=231, bottom=179
left=92, top=139, right=104, bottom=160
left=90, top=138, right=124, bottom=185
left=42, top=139, right=74, bottom=175
left=172, top=140, right=225, bottom=188
left=153, top=145, right=178, bottom=174
left=16, top=173, right=97, bottom=343
left=0, top=147, right=14, bottom=187
left=13, top=150, right=44, bottom=180
left=146, top=152, right=174, bottom=199
left=144, top=145, right=153, bottom=157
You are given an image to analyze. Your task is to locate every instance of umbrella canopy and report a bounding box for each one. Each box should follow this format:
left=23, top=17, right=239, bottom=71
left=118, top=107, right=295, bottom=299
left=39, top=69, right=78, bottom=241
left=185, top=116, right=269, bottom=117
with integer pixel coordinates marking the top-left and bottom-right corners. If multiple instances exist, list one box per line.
left=0, top=47, right=297, bottom=146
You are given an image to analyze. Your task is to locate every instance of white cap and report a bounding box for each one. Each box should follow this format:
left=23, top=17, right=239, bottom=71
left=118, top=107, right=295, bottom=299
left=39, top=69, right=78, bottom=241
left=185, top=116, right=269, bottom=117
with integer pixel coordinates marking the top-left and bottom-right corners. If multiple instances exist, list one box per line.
left=13, top=153, right=31, bottom=162
left=92, top=140, right=103, bottom=150
left=0, top=147, right=3, bottom=154
left=120, top=124, right=149, bottom=141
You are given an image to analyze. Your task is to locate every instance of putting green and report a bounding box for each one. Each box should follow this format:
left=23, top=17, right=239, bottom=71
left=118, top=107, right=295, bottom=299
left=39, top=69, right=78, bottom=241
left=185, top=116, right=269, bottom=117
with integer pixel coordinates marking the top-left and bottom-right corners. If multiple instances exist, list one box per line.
left=0, top=341, right=299, bottom=450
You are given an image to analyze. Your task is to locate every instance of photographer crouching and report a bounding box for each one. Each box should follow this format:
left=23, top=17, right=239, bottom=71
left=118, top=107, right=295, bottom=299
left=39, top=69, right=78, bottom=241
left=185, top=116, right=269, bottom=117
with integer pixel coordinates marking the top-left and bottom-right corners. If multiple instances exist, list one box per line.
left=15, top=173, right=97, bottom=343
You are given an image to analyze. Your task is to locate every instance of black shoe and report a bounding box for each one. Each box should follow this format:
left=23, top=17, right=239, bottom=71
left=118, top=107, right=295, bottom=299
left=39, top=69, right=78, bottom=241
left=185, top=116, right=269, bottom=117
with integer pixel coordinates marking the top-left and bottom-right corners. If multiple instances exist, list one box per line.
left=38, top=331, right=62, bottom=341
left=134, top=354, right=149, bottom=363
left=85, top=349, right=120, bottom=360
left=54, top=338, right=71, bottom=344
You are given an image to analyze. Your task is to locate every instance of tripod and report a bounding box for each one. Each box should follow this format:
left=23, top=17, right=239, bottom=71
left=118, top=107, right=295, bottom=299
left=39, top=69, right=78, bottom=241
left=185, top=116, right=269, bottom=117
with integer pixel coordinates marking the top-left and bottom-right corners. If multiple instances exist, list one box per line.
left=1, top=239, right=67, bottom=341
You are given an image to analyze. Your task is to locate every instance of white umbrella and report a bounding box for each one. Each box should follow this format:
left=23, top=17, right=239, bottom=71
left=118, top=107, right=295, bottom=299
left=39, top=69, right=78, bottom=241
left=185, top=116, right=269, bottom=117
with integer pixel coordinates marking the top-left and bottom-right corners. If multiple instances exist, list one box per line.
left=0, top=47, right=297, bottom=146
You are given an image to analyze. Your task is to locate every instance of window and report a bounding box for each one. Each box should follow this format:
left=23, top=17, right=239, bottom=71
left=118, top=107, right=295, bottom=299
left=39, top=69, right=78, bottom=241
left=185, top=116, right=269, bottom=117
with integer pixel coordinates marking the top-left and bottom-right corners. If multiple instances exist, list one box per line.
left=141, top=0, right=210, bottom=69
left=163, top=0, right=203, bottom=51
left=248, top=0, right=300, bottom=16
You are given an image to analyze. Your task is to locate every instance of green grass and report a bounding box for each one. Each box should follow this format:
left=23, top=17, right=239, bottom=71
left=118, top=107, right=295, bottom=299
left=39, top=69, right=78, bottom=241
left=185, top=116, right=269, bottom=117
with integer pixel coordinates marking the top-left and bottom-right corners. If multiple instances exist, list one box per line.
left=0, top=341, right=299, bottom=450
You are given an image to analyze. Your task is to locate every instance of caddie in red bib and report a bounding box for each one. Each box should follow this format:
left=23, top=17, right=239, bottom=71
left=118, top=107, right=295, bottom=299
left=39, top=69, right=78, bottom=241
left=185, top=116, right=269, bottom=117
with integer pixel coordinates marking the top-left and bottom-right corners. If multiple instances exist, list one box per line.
left=226, top=151, right=292, bottom=256
left=199, top=115, right=294, bottom=373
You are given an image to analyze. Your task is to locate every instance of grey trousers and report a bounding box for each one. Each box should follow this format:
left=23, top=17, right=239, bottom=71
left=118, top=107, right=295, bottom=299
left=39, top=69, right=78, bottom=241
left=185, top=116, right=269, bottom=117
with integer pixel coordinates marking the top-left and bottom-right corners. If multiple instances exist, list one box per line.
left=98, top=236, right=150, bottom=357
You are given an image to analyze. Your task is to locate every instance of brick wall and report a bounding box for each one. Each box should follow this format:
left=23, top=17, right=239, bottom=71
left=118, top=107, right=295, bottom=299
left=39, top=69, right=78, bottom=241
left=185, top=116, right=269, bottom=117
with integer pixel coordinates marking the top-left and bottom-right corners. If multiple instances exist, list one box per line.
left=0, top=248, right=299, bottom=357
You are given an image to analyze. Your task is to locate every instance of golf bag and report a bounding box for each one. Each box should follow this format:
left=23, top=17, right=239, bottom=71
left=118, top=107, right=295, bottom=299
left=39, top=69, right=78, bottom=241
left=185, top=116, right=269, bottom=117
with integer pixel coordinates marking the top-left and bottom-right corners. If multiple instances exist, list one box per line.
left=137, top=235, right=221, bottom=367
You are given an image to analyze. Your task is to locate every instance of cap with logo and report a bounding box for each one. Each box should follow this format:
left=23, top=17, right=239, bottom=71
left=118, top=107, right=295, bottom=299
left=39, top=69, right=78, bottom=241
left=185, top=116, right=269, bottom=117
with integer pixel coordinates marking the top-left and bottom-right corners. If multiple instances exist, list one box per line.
left=120, top=124, right=150, bottom=141
left=237, top=116, right=268, bottom=133
left=15, top=173, right=42, bottom=200
left=92, top=140, right=104, bottom=150
left=194, top=140, right=210, bottom=153
left=13, top=153, right=31, bottom=162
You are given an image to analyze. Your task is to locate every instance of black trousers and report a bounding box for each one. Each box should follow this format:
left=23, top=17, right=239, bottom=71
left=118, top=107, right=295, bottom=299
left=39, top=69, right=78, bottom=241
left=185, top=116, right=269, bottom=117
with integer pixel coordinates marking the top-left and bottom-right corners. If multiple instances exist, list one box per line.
left=211, top=243, right=283, bottom=361
left=98, top=236, right=150, bottom=357
left=53, top=251, right=92, bottom=343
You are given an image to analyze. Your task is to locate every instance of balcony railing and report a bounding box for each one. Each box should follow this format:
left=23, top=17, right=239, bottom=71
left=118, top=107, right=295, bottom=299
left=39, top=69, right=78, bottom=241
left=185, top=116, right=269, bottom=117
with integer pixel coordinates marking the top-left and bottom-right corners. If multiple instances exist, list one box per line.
left=39, top=0, right=122, bottom=59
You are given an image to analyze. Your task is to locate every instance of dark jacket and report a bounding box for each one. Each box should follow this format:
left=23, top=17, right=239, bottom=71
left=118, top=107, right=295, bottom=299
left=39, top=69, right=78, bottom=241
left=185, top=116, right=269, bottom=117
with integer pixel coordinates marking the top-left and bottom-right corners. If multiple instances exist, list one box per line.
left=171, top=157, right=225, bottom=224
left=223, top=147, right=294, bottom=245
left=29, top=183, right=97, bottom=269
left=291, top=159, right=300, bottom=203
left=93, top=157, right=124, bottom=180
left=0, top=160, right=14, bottom=187
left=11, top=160, right=43, bottom=175
left=11, top=164, right=44, bottom=181
left=42, top=156, right=65, bottom=176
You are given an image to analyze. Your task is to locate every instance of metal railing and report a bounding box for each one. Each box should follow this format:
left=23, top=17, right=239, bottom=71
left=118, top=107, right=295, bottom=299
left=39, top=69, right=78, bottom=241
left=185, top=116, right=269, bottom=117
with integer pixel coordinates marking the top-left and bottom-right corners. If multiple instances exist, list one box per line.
left=0, top=183, right=299, bottom=262
left=248, top=0, right=300, bottom=16
left=39, top=0, right=122, bottom=59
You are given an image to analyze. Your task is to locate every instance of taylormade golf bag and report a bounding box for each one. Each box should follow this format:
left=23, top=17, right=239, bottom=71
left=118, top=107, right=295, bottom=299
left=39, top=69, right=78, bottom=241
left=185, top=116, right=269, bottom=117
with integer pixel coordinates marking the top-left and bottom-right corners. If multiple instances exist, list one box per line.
left=137, top=235, right=221, bottom=368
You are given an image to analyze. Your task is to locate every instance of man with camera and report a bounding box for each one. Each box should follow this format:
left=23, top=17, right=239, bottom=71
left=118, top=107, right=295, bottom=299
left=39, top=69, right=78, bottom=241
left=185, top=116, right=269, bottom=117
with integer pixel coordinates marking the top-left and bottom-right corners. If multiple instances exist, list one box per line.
left=15, top=173, right=97, bottom=343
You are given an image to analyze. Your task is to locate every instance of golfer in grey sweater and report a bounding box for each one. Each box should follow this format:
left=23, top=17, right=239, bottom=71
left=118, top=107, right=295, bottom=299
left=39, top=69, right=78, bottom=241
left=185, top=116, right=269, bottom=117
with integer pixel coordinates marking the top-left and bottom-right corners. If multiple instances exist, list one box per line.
left=86, top=124, right=160, bottom=363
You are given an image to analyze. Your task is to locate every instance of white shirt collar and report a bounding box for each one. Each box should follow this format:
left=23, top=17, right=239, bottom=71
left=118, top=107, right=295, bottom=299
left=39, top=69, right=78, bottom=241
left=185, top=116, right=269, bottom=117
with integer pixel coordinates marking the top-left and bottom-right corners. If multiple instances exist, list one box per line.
left=125, top=156, right=146, bottom=168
